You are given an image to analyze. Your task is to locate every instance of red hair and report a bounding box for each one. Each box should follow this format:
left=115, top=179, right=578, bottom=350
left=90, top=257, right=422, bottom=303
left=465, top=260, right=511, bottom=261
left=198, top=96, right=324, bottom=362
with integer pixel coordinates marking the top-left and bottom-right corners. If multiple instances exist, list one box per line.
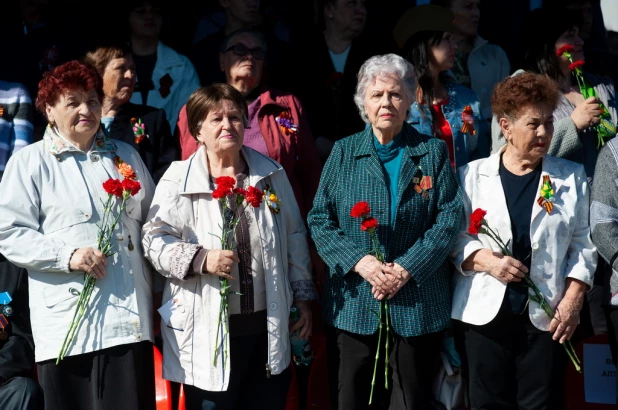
left=35, top=60, right=103, bottom=115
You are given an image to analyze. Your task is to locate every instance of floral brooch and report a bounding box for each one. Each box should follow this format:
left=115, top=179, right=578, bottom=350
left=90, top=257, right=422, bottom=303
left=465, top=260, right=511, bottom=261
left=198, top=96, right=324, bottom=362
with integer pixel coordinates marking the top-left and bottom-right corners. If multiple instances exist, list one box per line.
left=130, top=118, right=147, bottom=144
left=114, top=155, right=137, bottom=180
left=537, top=175, right=555, bottom=214
left=263, top=184, right=281, bottom=214
left=275, top=111, right=298, bottom=137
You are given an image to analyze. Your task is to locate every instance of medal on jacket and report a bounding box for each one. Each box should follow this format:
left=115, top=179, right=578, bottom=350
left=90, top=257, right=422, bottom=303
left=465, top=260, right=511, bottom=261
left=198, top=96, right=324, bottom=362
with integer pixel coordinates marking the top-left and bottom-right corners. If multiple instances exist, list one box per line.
left=460, top=105, right=476, bottom=135
left=0, top=313, right=8, bottom=340
left=537, top=175, right=555, bottom=214
left=413, top=168, right=432, bottom=199
left=0, top=105, right=4, bottom=117
left=0, top=291, right=12, bottom=317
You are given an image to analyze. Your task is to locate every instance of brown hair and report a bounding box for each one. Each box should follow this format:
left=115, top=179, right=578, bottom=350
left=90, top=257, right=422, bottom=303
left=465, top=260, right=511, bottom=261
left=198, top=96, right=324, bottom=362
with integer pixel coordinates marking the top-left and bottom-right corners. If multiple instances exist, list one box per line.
left=36, top=60, right=103, bottom=115
left=83, top=44, right=133, bottom=78
left=186, top=83, right=249, bottom=141
left=491, top=72, right=560, bottom=120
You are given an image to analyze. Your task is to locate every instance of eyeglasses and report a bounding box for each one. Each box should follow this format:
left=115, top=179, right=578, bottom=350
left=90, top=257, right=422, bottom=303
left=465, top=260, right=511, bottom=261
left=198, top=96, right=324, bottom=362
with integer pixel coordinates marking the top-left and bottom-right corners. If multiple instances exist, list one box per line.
left=223, top=45, right=266, bottom=61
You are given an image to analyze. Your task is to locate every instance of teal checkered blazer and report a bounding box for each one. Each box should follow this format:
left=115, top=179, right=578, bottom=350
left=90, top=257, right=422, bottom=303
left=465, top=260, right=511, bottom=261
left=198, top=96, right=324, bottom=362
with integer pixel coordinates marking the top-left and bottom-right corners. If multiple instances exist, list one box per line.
left=307, top=122, right=462, bottom=337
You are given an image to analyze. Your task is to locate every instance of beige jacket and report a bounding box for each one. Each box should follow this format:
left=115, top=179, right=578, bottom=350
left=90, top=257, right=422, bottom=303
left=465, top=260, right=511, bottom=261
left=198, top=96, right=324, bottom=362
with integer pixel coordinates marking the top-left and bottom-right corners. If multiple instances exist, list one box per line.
left=142, top=145, right=315, bottom=391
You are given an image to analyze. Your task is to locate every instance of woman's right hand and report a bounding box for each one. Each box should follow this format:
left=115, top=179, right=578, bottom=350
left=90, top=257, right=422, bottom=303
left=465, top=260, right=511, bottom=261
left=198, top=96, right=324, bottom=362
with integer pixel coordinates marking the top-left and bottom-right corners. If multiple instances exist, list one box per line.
left=204, top=250, right=239, bottom=280
left=571, top=96, right=602, bottom=131
left=353, top=255, right=400, bottom=294
left=463, top=249, right=527, bottom=283
left=69, top=247, right=107, bottom=279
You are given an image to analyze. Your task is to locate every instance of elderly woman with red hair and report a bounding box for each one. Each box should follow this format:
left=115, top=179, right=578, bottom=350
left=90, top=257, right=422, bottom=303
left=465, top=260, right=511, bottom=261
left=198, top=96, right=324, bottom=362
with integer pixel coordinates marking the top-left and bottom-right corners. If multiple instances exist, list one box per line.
left=0, top=60, right=157, bottom=410
left=450, top=72, right=597, bottom=408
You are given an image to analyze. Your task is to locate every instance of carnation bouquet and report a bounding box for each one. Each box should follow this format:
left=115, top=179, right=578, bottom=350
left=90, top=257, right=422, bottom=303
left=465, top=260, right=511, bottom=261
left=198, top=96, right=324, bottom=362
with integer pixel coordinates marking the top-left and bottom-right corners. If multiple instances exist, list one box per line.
left=556, top=44, right=616, bottom=149
left=468, top=208, right=582, bottom=372
left=350, top=201, right=391, bottom=404
left=211, top=176, right=263, bottom=374
left=57, top=156, right=141, bottom=363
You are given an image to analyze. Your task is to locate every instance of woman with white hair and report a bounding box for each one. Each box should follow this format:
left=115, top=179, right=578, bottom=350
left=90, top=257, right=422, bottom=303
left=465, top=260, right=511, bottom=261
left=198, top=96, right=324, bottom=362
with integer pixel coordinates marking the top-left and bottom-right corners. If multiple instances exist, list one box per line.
left=308, top=53, right=463, bottom=409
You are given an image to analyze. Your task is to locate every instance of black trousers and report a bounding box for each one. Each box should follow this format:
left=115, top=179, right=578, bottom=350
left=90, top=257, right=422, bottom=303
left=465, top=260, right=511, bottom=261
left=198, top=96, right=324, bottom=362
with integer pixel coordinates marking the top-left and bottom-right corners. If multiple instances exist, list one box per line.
left=454, top=309, right=566, bottom=410
left=0, top=377, right=44, bottom=410
left=332, top=327, right=442, bottom=410
left=184, top=332, right=291, bottom=410
left=37, top=341, right=155, bottom=410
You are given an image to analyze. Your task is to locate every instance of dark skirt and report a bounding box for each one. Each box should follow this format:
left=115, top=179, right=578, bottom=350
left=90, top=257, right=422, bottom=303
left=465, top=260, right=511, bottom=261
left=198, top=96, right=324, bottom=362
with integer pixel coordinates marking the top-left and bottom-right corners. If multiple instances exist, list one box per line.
left=37, top=341, right=155, bottom=410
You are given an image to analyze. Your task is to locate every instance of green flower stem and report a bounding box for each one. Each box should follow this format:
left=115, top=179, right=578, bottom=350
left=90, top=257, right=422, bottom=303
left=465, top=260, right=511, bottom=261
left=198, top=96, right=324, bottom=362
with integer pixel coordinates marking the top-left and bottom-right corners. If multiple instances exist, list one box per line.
left=367, top=229, right=391, bottom=403
left=482, top=227, right=582, bottom=372
left=384, top=299, right=390, bottom=390
left=369, top=302, right=383, bottom=405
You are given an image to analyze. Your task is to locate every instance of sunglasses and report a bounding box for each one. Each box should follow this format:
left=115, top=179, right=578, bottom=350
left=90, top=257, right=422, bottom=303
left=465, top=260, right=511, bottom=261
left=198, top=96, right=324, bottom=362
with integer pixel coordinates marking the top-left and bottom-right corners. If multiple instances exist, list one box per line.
left=224, top=45, right=266, bottom=61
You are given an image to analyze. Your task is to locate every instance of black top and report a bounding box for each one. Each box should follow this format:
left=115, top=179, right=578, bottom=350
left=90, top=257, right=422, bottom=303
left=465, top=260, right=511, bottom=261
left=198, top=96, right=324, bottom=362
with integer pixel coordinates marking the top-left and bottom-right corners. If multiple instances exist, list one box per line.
left=133, top=53, right=157, bottom=105
left=499, top=156, right=541, bottom=313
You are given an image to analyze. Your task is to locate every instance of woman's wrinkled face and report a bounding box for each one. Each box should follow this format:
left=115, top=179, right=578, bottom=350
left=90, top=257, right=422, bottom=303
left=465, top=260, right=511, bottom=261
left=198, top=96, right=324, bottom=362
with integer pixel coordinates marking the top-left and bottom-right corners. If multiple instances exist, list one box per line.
left=430, top=32, right=457, bottom=72
left=129, top=3, right=162, bottom=38
left=219, top=32, right=265, bottom=86
left=45, top=88, right=102, bottom=142
left=102, top=56, right=136, bottom=104
left=197, top=99, right=245, bottom=155
left=451, top=0, right=480, bottom=38
left=555, top=26, right=585, bottom=64
left=501, top=103, right=554, bottom=161
left=326, top=0, right=367, bottom=38
left=364, top=74, right=410, bottom=133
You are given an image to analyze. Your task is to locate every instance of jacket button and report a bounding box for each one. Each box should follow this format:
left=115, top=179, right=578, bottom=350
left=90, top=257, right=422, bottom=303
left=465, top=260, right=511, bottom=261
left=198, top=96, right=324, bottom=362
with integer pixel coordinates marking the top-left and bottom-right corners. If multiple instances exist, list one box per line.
left=269, top=302, right=278, bottom=311
left=531, top=242, right=539, bottom=250
left=456, top=147, right=460, bottom=151
left=84, top=213, right=90, bottom=218
left=90, top=154, right=99, bottom=162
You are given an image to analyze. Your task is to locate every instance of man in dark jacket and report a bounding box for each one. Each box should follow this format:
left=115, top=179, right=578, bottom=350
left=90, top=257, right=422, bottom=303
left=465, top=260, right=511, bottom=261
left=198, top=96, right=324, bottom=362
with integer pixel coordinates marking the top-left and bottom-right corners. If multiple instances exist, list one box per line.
left=0, top=254, right=43, bottom=410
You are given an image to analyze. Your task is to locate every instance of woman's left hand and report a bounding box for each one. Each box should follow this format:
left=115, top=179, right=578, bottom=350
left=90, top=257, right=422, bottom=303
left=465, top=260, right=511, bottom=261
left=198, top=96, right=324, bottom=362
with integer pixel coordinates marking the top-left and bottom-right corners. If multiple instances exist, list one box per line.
left=371, top=263, right=411, bottom=300
left=289, top=300, right=313, bottom=340
left=549, top=278, right=586, bottom=344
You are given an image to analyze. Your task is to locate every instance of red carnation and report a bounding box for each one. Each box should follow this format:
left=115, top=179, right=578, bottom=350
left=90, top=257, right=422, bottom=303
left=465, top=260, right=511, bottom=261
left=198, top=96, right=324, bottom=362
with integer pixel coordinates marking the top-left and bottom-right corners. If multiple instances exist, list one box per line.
left=212, top=187, right=228, bottom=199
left=568, top=60, right=585, bottom=71
left=233, top=187, right=248, bottom=196
left=468, top=208, right=487, bottom=235
left=556, top=44, right=575, bottom=57
left=103, top=178, right=123, bottom=197
left=245, top=186, right=264, bottom=208
left=351, top=201, right=371, bottom=218
left=121, top=178, right=141, bottom=197
left=215, top=176, right=236, bottom=190
left=361, top=217, right=378, bottom=232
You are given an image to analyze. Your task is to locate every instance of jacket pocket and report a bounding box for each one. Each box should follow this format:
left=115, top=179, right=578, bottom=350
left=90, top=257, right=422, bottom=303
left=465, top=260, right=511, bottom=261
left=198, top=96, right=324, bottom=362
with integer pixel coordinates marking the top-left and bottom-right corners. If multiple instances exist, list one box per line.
left=43, top=274, right=84, bottom=309
left=162, top=290, right=188, bottom=332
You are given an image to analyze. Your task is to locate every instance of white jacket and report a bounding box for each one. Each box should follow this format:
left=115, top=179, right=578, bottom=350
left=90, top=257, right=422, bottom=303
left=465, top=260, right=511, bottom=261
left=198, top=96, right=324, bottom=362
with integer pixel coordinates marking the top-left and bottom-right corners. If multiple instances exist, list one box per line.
left=450, top=149, right=597, bottom=329
left=0, top=127, right=156, bottom=362
left=130, top=42, right=201, bottom=134
left=142, top=146, right=314, bottom=391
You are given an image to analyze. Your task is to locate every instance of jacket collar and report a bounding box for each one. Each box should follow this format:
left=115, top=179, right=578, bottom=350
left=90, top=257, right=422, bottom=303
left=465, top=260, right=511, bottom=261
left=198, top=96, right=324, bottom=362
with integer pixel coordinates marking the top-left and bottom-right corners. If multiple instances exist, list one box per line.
left=354, top=122, right=428, bottom=213
left=44, top=125, right=117, bottom=156
left=156, top=41, right=186, bottom=70
left=180, top=145, right=283, bottom=194
left=471, top=35, right=488, bottom=54
left=479, top=146, right=568, bottom=222
left=353, top=122, right=428, bottom=158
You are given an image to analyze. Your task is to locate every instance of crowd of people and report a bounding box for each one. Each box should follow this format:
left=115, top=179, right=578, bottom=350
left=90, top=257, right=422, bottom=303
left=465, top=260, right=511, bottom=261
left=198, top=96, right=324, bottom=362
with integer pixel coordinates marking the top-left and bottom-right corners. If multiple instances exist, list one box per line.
left=0, top=0, right=618, bottom=409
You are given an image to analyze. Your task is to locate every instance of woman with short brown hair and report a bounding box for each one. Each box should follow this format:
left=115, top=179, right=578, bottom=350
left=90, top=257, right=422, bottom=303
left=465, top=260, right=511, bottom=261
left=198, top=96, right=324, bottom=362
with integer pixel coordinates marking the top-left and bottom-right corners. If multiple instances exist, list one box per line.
left=450, top=72, right=597, bottom=408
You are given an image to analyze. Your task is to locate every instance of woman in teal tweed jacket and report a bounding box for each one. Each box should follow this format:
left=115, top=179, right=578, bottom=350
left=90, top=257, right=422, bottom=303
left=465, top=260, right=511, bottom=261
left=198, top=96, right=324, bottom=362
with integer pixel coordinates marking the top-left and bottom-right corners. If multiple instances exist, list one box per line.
left=307, top=53, right=462, bottom=409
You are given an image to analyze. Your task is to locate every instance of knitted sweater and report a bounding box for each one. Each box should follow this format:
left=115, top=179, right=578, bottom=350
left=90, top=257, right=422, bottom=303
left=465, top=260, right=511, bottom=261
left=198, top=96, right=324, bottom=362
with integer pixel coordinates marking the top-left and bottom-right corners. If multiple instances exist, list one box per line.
left=0, top=81, right=33, bottom=179
left=590, top=138, right=618, bottom=306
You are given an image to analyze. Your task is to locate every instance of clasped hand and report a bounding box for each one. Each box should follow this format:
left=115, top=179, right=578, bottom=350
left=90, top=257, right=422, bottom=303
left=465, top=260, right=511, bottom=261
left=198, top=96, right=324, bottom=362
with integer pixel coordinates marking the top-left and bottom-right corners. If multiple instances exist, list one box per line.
left=354, top=255, right=411, bottom=300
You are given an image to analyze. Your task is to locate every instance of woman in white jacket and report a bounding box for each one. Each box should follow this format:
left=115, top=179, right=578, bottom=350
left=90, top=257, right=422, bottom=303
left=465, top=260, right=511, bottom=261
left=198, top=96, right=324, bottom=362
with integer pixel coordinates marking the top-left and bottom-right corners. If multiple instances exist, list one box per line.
left=450, top=72, right=597, bottom=408
left=0, top=60, right=157, bottom=409
left=142, top=83, right=316, bottom=410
